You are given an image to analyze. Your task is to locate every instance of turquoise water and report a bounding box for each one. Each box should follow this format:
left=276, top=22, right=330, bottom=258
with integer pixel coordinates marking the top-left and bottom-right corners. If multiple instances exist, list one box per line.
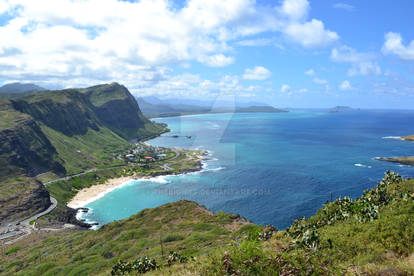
left=81, top=110, right=414, bottom=229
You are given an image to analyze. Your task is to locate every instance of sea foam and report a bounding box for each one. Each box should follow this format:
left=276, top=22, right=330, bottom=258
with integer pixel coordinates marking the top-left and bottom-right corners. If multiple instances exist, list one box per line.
left=381, top=136, right=402, bottom=140
left=354, top=163, right=372, bottom=168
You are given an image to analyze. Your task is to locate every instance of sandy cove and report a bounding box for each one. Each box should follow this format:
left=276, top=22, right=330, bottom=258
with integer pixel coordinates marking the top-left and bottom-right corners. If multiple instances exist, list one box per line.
left=67, top=176, right=135, bottom=209
left=66, top=152, right=207, bottom=210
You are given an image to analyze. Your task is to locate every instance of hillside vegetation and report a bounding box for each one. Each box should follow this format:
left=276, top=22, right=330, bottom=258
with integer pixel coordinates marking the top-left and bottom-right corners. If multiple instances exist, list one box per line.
left=0, top=83, right=167, bottom=222
left=1, top=171, right=414, bottom=275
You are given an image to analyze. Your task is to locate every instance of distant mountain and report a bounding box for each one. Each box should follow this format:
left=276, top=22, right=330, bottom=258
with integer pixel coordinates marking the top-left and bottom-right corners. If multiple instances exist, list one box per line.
left=136, top=96, right=287, bottom=118
left=0, top=82, right=47, bottom=99
left=137, top=96, right=210, bottom=118
left=236, top=106, right=288, bottom=113
left=0, top=82, right=46, bottom=93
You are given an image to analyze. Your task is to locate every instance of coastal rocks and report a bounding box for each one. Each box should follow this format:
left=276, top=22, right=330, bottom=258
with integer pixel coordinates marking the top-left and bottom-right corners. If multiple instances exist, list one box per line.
left=376, top=157, right=414, bottom=166
left=49, top=205, right=91, bottom=228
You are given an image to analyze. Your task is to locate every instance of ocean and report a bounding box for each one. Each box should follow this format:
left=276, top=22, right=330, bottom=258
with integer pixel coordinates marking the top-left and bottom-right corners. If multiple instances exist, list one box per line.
left=79, top=109, right=414, bottom=229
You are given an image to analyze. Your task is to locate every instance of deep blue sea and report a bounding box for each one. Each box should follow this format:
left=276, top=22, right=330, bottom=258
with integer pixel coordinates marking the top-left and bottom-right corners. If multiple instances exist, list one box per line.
left=80, top=110, right=414, bottom=229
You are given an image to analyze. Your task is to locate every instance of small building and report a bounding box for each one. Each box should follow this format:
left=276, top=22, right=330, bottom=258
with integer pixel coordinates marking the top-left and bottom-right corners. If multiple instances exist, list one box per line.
left=126, top=154, right=135, bottom=161
left=144, top=156, right=154, bottom=162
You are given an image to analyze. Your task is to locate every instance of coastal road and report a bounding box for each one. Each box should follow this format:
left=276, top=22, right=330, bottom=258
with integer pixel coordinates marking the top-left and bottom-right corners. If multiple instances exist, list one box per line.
left=0, top=196, right=57, bottom=244
left=44, top=169, right=98, bottom=185
left=21, top=197, right=57, bottom=226
left=167, top=149, right=180, bottom=161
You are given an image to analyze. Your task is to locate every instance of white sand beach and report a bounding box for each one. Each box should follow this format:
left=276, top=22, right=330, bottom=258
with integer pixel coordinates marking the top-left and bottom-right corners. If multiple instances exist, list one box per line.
left=67, top=176, right=135, bottom=209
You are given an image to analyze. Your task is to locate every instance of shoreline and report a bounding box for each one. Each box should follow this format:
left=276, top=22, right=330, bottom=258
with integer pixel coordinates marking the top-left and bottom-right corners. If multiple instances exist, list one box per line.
left=66, top=156, right=206, bottom=210
left=67, top=176, right=136, bottom=209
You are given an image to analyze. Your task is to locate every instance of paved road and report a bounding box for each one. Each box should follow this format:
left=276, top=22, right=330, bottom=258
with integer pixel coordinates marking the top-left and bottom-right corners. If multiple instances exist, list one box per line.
left=21, top=197, right=57, bottom=226
left=44, top=169, right=98, bottom=185
left=0, top=196, right=57, bottom=244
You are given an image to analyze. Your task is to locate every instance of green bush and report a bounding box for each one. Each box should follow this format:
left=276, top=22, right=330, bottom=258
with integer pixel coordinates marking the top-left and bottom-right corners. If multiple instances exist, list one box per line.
left=5, top=246, right=24, bottom=255
left=111, top=256, right=158, bottom=275
left=162, top=233, right=185, bottom=243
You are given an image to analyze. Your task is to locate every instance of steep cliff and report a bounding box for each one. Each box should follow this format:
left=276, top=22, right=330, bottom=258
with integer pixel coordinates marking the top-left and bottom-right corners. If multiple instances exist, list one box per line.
left=0, top=178, right=51, bottom=223
left=83, top=83, right=154, bottom=140
left=0, top=101, right=65, bottom=179
left=12, top=92, right=100, bottom=137
left=0, top=83, right=166, bottom=222
left=0, top=101, right=63, bottom=222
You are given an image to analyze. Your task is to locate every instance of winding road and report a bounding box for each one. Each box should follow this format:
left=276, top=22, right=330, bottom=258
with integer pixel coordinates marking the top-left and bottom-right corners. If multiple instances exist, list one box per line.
left=0, top=197, right=57, bottom=244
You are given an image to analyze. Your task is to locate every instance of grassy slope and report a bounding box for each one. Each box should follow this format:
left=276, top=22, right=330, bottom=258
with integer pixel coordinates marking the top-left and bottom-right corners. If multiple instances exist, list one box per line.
left=40, top=124, right=129, bottom=175
left=2, top=173, right=414, bottom=275
left=0, top=201, right=250, bottom=276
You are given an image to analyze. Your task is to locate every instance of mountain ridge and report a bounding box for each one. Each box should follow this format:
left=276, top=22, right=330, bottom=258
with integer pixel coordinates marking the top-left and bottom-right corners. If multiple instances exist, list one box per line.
left=0, top=83, right=166, bottom=223
left=137, top=96, right=287, bottom=118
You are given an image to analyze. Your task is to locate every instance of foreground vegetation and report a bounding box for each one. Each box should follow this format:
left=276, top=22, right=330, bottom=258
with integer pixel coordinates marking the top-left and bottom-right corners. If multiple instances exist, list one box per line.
left=1, top=171, right=414, bottom=275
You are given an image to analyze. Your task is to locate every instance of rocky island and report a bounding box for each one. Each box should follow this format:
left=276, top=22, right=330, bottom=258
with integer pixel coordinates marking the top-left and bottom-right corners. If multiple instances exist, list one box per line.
left=377, top=134, right=414, bottom=166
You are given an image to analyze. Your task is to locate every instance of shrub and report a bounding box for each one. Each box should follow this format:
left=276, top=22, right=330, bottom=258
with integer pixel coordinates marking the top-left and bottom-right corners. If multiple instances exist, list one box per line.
left=162, top=233, right=185, bottom=243
left=5, top=246, right=24, bottom=255
left=111, top=256, right=158, bottom=275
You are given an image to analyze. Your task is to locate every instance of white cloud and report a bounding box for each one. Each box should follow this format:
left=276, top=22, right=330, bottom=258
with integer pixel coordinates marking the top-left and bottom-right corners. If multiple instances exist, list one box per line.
left=198, top=54, right=234, bottom=67
left=298, top=88, right=308, bottom=93
left=133, top=73, right=261, bottom=99
left=331, top=45, right=381, bottom=76
left=236, top=38, right=274, bottom=47
left=243, top=66, right=271, bottom=80
left=236, top=38, right=284, bottom=49
left=304, top=69, right=315, bottom=75
left=382, top=32, right=414, bottom=61
left=280, top=84, right=291, bottom=93
left=0, top=1, right=11, bottom=14
left=280, top=0, right=310, bottom=20
left=284, top=19, right=339, bottom=48
left=313, top=78, right=328, bottom=84
left=0, top=0, right=340, bottom=90
left=333, top=3, right=355, bottom=12
left=339, top=80, right=355, bottom=91
left=331, top=45, right=373, bottom=63
left=348, top=62, right=381, bottom=76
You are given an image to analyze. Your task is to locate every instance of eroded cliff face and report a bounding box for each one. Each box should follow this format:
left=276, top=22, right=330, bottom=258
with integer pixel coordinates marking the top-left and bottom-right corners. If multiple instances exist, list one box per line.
left=90, top=84, right=150, bottom=140
left=0, top=112, right=64, bottom=222
left=11, top=93, right=100, bottom=137
left=0, top=179, right=51, bottom=223
left=0, top=118, right=65, bottom=178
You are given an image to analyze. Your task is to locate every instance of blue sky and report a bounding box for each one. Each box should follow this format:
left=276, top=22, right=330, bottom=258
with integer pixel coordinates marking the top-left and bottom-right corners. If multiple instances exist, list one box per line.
left=0, top=0, right=414, bottom=108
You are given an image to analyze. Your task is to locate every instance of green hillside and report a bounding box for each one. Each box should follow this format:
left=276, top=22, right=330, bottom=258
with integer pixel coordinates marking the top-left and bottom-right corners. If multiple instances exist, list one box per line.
left=0, top=83, right=167, bottom=222
left=1, top=171, right=414, bottom=275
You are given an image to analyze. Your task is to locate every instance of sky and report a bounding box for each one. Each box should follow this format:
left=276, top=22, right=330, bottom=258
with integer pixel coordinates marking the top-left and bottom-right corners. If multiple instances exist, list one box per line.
left=0, top=0, right=414, bottom=108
